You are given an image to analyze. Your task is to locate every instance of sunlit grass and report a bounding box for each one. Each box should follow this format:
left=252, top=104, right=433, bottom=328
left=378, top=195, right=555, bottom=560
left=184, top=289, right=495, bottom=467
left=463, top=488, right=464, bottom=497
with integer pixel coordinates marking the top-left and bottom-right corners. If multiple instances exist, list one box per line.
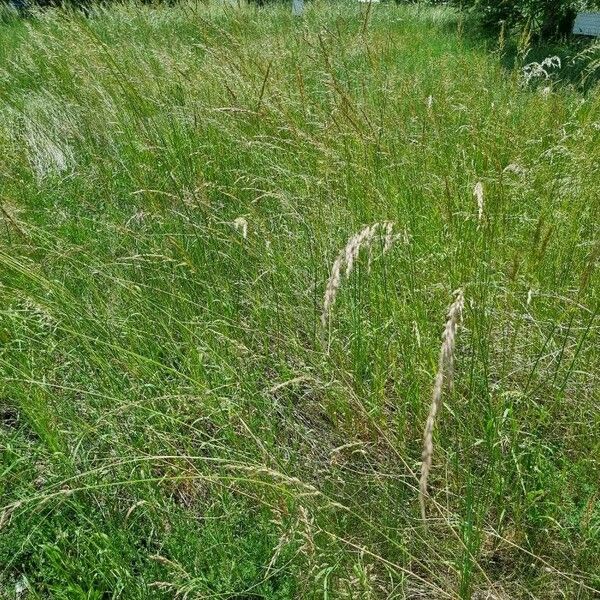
left=0, top=1, right=598, bottom=597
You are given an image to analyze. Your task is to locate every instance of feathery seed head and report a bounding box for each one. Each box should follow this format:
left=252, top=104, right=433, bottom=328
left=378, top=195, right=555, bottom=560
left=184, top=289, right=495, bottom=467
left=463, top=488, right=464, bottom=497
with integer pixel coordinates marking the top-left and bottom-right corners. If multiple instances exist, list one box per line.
left=322, top=222, right=395, bottom=326
left=473, top=181, right=484, bottom=222
left=233, top=217, right=248, bottom=239
left=419, top=288, right=464, bottom=521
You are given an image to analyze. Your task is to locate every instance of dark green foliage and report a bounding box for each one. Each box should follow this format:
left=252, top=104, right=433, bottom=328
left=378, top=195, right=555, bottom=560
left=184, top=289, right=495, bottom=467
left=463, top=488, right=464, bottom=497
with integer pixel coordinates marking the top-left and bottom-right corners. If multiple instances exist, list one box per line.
left=453, top=0, right=600, bottom=38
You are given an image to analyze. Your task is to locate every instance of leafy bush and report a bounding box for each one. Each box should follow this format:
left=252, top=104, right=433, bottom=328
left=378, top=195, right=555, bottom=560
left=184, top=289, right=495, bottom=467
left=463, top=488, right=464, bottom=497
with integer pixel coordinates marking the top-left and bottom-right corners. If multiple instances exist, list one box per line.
left=453, top=0, right=600, bottom=38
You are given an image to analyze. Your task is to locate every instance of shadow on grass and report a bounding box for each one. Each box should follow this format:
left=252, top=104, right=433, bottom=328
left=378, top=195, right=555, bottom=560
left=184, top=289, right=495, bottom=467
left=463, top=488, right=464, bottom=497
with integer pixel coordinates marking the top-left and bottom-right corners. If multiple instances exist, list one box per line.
left=453, top=12, right=600, bottom=94
left=501, top=37, right=600, bottom=93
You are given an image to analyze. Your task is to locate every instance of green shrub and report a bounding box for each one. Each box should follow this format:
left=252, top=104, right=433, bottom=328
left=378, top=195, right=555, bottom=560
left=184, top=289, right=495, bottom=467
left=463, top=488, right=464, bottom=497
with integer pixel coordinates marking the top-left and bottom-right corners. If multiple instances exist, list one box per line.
left=452, top=0, right=600, bottom=38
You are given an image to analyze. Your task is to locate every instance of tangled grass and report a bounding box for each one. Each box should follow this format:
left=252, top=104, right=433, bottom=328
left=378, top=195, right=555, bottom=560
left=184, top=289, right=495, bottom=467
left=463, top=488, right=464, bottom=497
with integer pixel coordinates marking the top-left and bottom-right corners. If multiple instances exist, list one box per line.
left=0, top=1, right=598, bottom=598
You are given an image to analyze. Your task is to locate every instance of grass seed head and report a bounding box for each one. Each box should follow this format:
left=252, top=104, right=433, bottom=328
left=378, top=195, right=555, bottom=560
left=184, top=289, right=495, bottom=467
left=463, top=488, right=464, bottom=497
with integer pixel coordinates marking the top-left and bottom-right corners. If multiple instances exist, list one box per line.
left=473, top=181, right=484, bottom=222
left=233, top=217, right=248, bottom=239
left=419, top=288, right=464, bottom=521
left=322, top=222, right=394, bottom=326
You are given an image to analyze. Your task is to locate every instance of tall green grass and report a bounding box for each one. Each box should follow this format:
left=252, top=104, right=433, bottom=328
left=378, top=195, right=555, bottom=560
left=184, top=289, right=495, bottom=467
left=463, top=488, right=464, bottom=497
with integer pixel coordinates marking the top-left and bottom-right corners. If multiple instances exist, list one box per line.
left=0, top=1, right=598, bottom=597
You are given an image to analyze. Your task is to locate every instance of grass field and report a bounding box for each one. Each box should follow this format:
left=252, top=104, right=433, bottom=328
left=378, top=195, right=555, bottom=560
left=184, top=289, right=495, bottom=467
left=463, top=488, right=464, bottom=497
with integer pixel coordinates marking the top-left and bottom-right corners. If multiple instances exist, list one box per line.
left=0, top=1, right=599, bottom=597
